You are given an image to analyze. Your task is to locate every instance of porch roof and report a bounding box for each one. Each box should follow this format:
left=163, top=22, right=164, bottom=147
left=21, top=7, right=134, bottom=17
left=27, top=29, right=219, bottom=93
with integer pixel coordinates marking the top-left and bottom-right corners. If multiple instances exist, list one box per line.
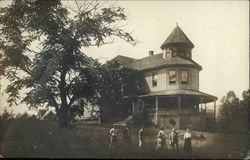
left=137, top=89, right=217, bottom=103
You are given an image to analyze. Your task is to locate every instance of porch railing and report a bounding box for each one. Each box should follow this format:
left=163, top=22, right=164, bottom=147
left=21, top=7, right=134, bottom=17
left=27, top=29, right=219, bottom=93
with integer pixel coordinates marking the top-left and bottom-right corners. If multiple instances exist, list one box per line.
left=147, top=108, right=214, bottom=117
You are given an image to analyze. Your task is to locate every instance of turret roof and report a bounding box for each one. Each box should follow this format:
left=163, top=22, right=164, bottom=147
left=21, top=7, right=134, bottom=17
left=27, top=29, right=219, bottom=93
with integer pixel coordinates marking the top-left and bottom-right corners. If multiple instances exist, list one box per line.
left=160, top=25, right=194, bottom=49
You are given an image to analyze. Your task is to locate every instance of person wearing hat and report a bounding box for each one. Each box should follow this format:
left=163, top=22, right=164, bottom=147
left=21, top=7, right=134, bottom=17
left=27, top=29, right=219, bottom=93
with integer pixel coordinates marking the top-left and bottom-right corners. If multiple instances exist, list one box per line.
left=169, top=128, right=180, bottom=151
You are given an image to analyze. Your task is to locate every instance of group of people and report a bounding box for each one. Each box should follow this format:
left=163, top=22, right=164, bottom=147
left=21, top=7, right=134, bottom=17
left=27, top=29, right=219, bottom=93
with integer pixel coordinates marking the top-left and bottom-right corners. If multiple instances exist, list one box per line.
left=109, top=125, right=193, bottom=154
left=156, top=127, right=192, bottom=153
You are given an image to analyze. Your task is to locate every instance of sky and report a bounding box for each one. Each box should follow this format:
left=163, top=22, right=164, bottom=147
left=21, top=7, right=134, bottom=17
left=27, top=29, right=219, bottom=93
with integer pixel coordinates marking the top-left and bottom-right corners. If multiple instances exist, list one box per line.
left=0, top=1, right=249, bottom=114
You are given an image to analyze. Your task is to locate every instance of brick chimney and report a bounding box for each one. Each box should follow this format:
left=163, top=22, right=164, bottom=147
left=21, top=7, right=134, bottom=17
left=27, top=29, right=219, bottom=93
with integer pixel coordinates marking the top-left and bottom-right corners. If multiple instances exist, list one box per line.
left=149, top=50, right=154, bottom=56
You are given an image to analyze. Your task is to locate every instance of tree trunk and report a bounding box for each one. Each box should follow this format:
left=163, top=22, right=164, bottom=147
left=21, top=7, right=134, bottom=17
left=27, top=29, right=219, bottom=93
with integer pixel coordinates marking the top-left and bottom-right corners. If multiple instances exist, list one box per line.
left=58, top=107, right=69, bottom=128
left=58, top=67, right=69, bottom=128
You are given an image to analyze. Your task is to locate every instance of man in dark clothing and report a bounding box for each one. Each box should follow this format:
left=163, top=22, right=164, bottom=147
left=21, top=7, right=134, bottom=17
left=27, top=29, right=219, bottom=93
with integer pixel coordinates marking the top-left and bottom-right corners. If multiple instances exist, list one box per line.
left=123, top=126, right=131, bottom=151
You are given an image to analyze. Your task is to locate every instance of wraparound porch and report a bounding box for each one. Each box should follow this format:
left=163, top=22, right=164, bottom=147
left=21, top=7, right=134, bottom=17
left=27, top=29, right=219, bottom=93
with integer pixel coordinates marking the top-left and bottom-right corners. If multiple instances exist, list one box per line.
left=127, top=90, right=218, bottom=130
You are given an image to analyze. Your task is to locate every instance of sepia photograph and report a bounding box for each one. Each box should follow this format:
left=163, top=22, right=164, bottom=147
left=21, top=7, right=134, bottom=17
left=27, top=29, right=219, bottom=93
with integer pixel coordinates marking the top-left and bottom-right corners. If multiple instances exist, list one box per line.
left=0, top=0, right=249, bottom=159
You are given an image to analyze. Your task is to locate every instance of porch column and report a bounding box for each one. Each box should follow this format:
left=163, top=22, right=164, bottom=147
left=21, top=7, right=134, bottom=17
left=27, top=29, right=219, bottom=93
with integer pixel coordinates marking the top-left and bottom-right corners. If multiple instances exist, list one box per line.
left=132, top=99, right=135, bottom=114
left=177, top=96, right=181, bottom=114
left=200, top=97, right=203, bottom=112
left=142, top=99, right=145, bottom=110
left=155, top=96, right=159, bottom=125
left=205, top=103, right=207, bottom=113
left=214, top=100, right=216, bottom=118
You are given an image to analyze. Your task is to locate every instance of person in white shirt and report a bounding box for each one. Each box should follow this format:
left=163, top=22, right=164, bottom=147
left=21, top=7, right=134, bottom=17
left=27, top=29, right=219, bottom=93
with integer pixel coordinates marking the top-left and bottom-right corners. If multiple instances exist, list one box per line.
left=156, top=127, right=166, bottom=151
left=183, top=128, right=192, bottom=153
left=109, top=125, right=118, bottom=151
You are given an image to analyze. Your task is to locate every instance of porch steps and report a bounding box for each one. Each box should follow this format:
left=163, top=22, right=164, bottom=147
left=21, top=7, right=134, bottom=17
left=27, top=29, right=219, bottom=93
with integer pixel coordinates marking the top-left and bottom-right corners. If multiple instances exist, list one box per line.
left=113, top=115, right=134, bottom=126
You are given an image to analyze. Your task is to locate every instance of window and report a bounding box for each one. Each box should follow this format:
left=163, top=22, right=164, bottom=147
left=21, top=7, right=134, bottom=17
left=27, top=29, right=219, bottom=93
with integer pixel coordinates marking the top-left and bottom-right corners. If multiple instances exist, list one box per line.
left=169, top=70, right=176, bottom=84
left=152, top=74, right=157, bottom=87
left=181, top=69, right=189, bottom=84
left=166, top=48, right=171, bottom=58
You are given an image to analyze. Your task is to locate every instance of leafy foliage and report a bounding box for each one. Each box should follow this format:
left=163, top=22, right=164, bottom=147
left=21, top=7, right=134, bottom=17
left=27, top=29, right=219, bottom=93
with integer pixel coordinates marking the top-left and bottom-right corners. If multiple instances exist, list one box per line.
left=0, top=0, right=136, bottom=127
left=218, top=90, right=249, bottom=133
left=0, top=107, right=15, bottom=121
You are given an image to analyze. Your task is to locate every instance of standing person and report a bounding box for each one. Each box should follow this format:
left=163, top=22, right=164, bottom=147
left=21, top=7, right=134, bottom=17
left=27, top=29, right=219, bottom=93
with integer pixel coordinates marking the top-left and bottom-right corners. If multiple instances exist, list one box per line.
left=156, top=127, right=166, bottom=151
left=109, top=125, right=118, bottom=151
left=123, top=125, right=131, bottom=151
left=183, top=128, right=192, bottom=154
left=138, top=126, right=145, bottom=150
left=169, top=128, right=180, bottom=151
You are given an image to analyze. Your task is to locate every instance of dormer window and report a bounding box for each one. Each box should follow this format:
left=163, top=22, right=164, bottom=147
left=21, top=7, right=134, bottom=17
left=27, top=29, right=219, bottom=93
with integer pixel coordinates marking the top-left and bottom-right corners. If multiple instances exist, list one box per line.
left=152, top=74, right=158, bottom=87
left=181, top=69, right=189, bottom=84
left=172, top=47, right=177, bottom=57
left=169, top=70, right=177, bottom=84
left=166, top=48, right=171, bottom=58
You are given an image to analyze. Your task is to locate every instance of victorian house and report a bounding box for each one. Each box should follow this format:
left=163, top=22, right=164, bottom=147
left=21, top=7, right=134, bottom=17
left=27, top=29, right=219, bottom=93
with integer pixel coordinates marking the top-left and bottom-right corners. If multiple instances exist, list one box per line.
left=109, top=25, right=217, bottom=130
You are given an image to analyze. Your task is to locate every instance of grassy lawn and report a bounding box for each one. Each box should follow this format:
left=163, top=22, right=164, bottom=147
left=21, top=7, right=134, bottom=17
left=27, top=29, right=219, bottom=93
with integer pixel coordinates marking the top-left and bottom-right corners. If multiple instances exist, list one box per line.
left=0, top=119, right=249, bottom=158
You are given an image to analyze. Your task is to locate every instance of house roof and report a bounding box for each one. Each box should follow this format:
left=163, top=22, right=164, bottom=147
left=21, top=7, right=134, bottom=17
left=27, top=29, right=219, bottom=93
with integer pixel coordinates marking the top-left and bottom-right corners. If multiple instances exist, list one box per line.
left=137, top=89, right=218, bottom=103
left=112, top=55, right=137, bottom=69
left=160, top=25, right=194, bottom=49
left=112, top=53, right=202, bottom=71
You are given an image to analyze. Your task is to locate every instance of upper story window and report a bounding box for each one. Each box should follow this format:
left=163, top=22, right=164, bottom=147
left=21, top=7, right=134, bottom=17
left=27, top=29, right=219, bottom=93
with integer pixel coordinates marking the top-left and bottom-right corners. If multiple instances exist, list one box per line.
left=181, top=69, right=189, bottom=84
left=152, top=74, right=158, bottom=87
left=166, top=48, right=171, bottom=58
left=169, top=70, right=177, bottom=84
left=172, top=47, right=178, bottom=57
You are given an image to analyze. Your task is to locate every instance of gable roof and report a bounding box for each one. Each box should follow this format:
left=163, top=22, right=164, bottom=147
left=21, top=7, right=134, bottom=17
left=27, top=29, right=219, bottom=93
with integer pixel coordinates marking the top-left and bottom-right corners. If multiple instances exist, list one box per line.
left=112, top=55, right=137, bottom=70
left=112, top=53, right=202, bottom=72
left=160, top=25, right=194, bottom=49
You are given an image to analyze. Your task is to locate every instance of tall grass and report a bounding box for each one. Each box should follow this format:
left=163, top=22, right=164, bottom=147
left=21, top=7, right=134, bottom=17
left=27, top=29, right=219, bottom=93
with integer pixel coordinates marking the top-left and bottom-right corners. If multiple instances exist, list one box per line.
left=0, top=119, right=249, bottom=158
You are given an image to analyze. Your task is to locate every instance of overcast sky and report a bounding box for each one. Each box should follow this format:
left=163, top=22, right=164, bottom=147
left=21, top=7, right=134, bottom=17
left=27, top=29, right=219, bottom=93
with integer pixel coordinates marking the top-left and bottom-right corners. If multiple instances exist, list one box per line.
left=0, top=1, right=249, bottom=114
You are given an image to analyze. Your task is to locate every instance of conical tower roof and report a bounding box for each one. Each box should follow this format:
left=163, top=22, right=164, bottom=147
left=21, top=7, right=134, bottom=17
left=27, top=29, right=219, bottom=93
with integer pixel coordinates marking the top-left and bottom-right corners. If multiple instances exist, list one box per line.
left=160, top=25, right=194, bottom=49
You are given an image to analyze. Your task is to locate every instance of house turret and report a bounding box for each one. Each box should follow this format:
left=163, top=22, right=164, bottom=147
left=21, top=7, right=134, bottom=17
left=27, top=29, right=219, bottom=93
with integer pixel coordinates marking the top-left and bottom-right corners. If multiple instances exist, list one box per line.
left=161, top=25, right=194, bottom=60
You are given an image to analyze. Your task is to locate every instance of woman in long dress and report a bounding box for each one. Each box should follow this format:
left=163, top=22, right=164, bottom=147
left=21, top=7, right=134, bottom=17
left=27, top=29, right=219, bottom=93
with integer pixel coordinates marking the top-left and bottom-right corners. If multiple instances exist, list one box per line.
left=183, top=128, right=192, bottom=153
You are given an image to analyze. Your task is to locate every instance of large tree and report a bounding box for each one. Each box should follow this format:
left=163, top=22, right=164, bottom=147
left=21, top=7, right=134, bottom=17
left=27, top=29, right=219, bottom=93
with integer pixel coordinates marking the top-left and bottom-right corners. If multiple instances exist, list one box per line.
left=0, top=0, right=136, bottom=127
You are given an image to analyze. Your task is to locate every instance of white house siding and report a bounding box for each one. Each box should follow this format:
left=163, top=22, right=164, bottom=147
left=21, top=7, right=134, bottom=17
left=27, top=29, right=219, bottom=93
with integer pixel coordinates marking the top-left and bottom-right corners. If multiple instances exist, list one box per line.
left=143, top=67, right=200, bottom=92
left=144, top=68, right=167, bottom=92
left=178, top=67, right=199, bottom=90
